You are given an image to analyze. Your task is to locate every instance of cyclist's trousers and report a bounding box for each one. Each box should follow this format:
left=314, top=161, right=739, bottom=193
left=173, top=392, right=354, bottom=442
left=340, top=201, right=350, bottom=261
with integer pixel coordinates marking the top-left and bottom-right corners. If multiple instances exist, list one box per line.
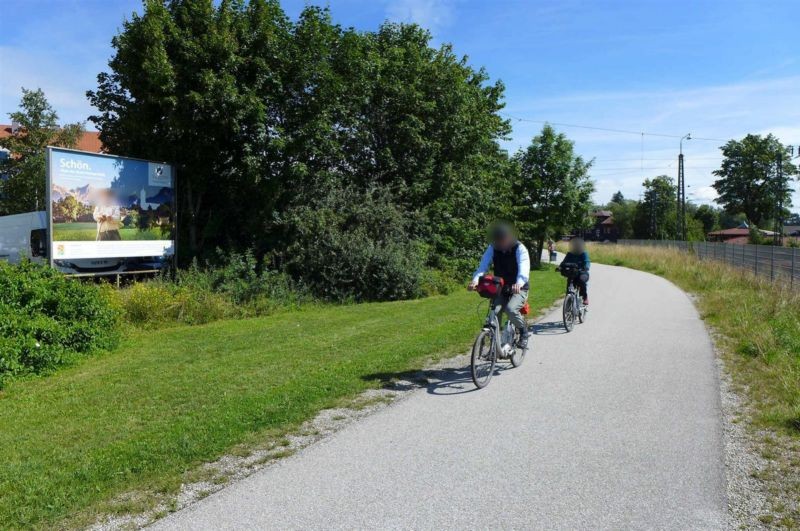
left=574, top=279, right=588, bottom=299
left=492, top=289, right=529, bottom=332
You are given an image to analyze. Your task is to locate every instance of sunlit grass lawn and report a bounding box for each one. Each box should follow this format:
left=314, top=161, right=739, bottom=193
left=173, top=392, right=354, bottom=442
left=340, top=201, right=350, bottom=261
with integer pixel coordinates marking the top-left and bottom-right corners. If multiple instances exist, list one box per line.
left=0, top=266, right=562, bottom=529
left=52, top=222, right=165, bottom=241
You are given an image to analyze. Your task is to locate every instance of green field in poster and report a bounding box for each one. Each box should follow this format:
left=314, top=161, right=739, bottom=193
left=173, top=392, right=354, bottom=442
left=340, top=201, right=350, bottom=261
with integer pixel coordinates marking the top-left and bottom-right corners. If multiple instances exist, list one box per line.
left=52, top=222, right=166, bottom=241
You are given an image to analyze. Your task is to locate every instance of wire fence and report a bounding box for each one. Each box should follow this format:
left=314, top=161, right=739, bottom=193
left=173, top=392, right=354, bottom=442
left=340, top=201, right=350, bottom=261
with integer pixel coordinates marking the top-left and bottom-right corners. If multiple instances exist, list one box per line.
left=618, top=239, right=800, bottom=288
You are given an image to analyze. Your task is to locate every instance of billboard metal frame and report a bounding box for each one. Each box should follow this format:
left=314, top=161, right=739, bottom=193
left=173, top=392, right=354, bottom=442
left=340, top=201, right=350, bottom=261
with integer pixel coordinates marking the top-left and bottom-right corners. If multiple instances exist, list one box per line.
left=45, top=146, right=177, bottom=275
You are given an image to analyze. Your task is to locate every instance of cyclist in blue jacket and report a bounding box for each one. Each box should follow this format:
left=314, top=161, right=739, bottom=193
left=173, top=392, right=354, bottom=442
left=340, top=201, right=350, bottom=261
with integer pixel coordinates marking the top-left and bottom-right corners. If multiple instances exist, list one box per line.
left=560, top=238, right=590, bottom=305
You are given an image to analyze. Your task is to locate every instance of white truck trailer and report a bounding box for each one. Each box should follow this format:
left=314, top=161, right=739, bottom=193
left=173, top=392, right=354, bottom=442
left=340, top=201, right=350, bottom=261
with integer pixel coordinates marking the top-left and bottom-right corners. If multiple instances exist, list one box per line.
left=0, top=210, right=133, bottom=274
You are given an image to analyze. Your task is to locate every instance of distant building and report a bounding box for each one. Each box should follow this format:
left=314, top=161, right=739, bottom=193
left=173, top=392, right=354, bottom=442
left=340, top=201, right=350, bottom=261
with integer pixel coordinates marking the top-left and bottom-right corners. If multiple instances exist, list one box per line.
left=0, top=124, right=104, bottom=154
left=707, top=222, right=776, bottom=244
left=577, top=210, right=618, bottom=242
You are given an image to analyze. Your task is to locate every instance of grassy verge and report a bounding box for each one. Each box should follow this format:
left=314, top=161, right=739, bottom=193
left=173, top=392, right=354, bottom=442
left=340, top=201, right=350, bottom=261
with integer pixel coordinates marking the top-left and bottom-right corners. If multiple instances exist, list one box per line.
left=0, top=266, right=562, bottom=529
left=585, top=243, right=800, bottom=526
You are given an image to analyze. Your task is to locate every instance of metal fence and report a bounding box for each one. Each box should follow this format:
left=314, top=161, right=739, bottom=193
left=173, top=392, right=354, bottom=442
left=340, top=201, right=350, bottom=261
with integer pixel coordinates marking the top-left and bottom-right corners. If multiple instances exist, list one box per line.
left=618, top=239, right=800, bottom=288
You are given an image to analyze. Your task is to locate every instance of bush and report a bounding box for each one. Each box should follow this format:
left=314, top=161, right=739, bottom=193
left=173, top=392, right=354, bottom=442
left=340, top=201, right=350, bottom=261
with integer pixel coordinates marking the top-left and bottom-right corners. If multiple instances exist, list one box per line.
left=419, top=268, right=460, bottom=297
left=114, top=251, right=312, bottom=328
left=114, top=281, right=231, bottom=328
left=276, top=187, right=427, bottom=302
left=0, top=260, right=119, bottom=387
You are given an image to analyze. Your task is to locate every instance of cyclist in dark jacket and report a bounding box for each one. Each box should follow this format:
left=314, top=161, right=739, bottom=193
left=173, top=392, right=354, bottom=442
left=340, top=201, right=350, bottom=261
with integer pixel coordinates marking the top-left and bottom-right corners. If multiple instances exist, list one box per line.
left=560, top=238, right=590, bottom=305
left=468, top=223, right=531, bottom=348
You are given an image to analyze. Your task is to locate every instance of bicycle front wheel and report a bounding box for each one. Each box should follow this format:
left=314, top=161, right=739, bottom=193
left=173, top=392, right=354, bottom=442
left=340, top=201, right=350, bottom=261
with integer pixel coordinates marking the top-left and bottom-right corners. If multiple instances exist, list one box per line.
left=471, top=329, right=496, bottom=388
left=563, top=294, right=576, bottom=332
left=510, top=335, right=527, bottom=368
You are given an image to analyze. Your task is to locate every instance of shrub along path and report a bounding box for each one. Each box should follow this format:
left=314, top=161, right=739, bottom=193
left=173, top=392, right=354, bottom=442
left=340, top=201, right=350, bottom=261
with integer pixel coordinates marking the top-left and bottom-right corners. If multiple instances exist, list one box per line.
left=0, top=267, right=563, bottom=529
left=152, top=260, right=728, bottom=530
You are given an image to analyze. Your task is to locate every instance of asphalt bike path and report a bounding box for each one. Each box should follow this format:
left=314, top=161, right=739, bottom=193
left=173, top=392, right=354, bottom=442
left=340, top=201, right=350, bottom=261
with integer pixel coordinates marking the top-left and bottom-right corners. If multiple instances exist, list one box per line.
left=152, top=259, right=727, bottom=530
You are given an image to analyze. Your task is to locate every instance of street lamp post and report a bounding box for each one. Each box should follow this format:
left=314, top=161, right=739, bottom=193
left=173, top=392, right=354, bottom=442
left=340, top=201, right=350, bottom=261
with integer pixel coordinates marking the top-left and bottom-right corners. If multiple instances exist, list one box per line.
left=677, top=133, right=691, bottom=240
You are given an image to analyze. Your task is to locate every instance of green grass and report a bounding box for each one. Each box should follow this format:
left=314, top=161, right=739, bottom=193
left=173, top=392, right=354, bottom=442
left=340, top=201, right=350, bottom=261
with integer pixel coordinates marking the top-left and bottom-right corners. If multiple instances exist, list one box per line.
left=0, top=266, right=562, bottom=529
left=583, top=243, right=800, bottom=525
left=52, top=222, right=167, bottom=241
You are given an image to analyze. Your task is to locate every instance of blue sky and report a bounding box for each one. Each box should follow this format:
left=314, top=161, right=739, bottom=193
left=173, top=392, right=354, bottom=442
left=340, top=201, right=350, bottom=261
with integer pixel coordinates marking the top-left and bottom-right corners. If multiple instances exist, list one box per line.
left=2, top=0, right=799, bottom=208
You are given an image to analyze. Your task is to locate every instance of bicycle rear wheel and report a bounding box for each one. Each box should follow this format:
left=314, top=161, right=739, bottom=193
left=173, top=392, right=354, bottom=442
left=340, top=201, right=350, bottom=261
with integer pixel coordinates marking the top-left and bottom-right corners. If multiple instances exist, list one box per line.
left=471, top=329, right=496, bottom=388
left=563, top=293, right=576, bottom=332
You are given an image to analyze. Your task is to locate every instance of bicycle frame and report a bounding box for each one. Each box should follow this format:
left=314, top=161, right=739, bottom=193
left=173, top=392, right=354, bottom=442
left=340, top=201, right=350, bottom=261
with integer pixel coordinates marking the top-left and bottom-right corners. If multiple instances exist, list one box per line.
left=565, top=277, right=579, bottom=296
left=483, top=301, right=504, bottom=356
left=471, top=287, right=528, bottom=388
left=484, top=294, right=519, bottom=356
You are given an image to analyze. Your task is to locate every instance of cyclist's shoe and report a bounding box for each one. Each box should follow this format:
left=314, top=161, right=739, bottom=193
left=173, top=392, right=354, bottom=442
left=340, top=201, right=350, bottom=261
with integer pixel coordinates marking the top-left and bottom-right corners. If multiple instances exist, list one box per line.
left=517, top=331, right=530, bottom=349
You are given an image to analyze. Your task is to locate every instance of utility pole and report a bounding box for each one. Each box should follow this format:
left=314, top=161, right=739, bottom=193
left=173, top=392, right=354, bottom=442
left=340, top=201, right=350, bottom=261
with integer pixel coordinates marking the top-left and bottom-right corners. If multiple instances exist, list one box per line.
left=677, top=133, right=691, bottom=240
left=650, top=190, right=657, bottom=239
left=775, top=150, right=783, bottom=245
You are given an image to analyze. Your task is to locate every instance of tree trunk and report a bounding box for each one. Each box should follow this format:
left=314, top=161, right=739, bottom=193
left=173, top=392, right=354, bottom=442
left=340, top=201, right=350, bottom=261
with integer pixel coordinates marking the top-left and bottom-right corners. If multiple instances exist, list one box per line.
left=533, top=236, right=545, bottom=268
left=184, top=177, right=202, bottom=259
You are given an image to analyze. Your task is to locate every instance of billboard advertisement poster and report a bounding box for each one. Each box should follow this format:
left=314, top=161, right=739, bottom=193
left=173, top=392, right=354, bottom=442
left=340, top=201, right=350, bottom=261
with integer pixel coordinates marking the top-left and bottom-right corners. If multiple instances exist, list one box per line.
left=47, top=147, right=175, bottom=261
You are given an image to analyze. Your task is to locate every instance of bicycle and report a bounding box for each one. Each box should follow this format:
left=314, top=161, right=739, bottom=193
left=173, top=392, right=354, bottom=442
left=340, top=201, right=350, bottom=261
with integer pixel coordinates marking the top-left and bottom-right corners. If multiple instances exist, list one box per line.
left=470, top=275, right=529, bottom=389
left=557, top=263, right=588, bottom=332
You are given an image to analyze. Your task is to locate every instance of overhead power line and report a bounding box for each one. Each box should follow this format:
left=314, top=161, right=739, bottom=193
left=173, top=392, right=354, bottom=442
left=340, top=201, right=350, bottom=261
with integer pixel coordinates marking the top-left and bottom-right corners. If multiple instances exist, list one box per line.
left=594, top=157, right=722, bottom=162
left=592, top=166, right=719, bottom=171
left=500, top=113, right=727, bottom=142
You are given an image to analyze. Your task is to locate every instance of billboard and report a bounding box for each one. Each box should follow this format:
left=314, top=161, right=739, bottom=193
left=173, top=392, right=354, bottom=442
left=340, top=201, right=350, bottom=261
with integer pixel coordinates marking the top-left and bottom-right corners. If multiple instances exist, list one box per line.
left=47, top=147, right=175, bottom=262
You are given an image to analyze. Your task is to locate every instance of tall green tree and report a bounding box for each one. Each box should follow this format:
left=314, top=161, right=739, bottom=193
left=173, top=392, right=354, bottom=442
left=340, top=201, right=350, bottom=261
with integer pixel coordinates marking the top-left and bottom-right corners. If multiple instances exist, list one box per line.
left=692, top=204, right=719, bottom=235
left=608, top=198, right=637, bottom=239
left=610, top=190, right=625, bottom=204
left=89, top=0, right=291, bottom=255
left=511, top=124, right=594, bottom=265
left=88, top=0, right=511, bottom=279
left=634, top=175, right=676, bottom=239
left=0, top=88, right=83, bottom=215
left=712, top=134, right=797, bottom=226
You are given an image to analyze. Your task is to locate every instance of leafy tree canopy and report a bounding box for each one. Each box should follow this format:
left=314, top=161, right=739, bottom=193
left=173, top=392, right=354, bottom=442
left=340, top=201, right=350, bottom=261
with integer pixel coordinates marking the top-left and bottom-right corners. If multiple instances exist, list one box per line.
left=0, top=88, right=83, bottom=215
left=712, top=134, right=797, bottom=226
left=634, top=175, right=676, bottom=240
left=88, top=0, right=511, bottom=284
left=511, top=124, right=594, bottom=264
left=693, top=204, right=719, bottom=234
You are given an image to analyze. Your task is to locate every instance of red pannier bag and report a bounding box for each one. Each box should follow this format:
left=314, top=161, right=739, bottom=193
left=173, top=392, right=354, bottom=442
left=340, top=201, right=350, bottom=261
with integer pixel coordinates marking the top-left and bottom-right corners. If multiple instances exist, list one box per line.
left=476, top=275, right=503, bottom=299
left=520, top=302, right=530, bottom=315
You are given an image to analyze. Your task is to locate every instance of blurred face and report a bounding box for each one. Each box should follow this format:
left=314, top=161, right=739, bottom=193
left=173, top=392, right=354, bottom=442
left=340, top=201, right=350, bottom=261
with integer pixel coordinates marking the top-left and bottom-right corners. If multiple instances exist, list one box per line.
left=570, top=239, right=584, bottom=253
left=494, top=233, right=513, bottom=250
left=98, top=189, right=114, bottom=206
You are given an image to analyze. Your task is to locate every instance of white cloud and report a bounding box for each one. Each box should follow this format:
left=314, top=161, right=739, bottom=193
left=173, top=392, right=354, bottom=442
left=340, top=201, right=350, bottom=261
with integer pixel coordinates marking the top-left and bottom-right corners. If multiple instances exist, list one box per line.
left=385, top=0, right=454, bottom=33
left=691, top=186, right=718, bottom=203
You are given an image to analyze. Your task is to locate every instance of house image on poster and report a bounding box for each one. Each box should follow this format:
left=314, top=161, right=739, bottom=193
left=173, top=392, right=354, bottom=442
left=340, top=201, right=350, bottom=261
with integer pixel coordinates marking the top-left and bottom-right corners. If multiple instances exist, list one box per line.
left=139, top=188, right=160, bottom=210
left=129, top=187, right=172, bottom=211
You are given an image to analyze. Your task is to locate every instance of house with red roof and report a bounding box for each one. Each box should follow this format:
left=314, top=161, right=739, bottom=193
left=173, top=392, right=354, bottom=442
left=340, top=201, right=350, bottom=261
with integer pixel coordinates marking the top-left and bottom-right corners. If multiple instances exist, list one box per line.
left=707, top=222, right=776, bottom=245
left=0, top=123, right=104, bottom=154
left=578, top=210, right=619, bottom=242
